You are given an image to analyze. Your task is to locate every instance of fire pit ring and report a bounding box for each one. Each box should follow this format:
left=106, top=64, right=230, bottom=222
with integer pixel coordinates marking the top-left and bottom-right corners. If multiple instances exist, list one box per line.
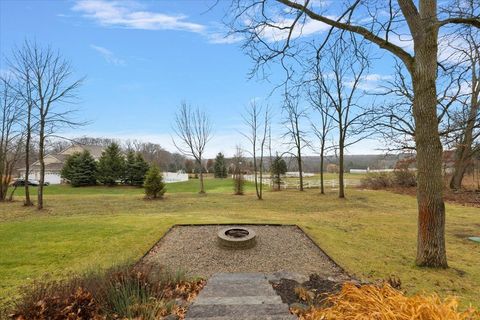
left=217, top=226, right=256, bottom=249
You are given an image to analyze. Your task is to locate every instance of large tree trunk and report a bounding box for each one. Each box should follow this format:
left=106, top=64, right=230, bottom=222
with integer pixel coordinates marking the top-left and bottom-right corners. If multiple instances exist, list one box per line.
left=411, top=13, right=447, bottom=267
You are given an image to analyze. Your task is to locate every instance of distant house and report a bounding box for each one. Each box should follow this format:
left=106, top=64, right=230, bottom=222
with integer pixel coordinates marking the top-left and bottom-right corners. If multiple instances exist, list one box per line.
left=18, top=145, right=104, bottom=185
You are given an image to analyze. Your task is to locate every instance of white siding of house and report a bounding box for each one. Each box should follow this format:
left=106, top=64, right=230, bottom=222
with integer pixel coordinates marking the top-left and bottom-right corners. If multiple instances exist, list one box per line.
left=163, top=172, right=188, bottom=183
left=26, top=170, right=62, bottom=184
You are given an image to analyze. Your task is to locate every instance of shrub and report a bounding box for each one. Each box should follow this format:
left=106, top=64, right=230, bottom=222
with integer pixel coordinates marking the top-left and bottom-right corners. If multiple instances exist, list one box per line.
left=125, top=151, right=149, bottom=186
left=394, top=169, right=417, bottom=187
left=11, top=276, right=103, bottom=320
left=361, top=171, right=417, bottom=190
left=61, top=151, right=97, bottom=187
left=360, top=172, right=394, bottom=190
left=233, top=172, right=245, bottom=195
left=271, top=154, right=287, bottom=191
left=144, top=166, right=166, bottom=199
left=291, top=282, right=479, bottom=320
left=10, top=264, right=205, bottom=320
left=213, top=152, right=228, bottom=178
left=97, top=143, right=125, bottom=186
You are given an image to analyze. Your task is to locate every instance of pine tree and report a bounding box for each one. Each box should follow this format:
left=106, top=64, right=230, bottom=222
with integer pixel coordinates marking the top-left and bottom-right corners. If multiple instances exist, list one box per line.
left=213, top=152, right=228, bottom=178
left=124, top=151, right=136, bottom=185
left=97, top=143, right=125, bottom=186
left=132, top=153, right=149, bottom=186
left=124, top=151, right=148, bottom=186
left=144, top=165, right=166, bottom=199
left=270, top=154, right=287, bottom=191
left=61, top=151, right=97, bottom=187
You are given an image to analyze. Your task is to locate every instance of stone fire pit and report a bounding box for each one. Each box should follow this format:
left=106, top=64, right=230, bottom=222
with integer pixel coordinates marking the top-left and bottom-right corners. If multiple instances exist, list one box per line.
left=217, top=226, right=256, bottom=249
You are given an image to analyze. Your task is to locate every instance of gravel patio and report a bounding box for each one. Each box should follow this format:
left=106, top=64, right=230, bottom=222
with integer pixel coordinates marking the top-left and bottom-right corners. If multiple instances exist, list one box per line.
left=141, top=225, right=350, bottom=281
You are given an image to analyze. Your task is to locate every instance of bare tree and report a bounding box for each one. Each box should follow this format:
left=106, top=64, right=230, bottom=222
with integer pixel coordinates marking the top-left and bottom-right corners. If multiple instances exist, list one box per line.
left=9, top=43, right=38, bottom=206
left=229, top=0, right=480, bottom=268
left=315, top=39, right=372, bottom=198
left=173, top=102, right=212, bottom=194
left=11, top=41, right=83, bottom=210
left=282, top=95, right=309, bottom=191
left=447, top=26, right=480, bottom=190
left=242, top=100, right=271, bottom=199
left=374, top=57, right=468, bottom=152
left=307, top=72, right=334, bottom=194
left=0, top=76, right=23, bottom=201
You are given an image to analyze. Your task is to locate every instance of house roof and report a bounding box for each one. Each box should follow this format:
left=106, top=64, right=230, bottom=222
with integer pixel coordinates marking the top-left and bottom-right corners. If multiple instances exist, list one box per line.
left=60, top=144, right=104, bottom=159
left=19, top=144, right=105, bottom=172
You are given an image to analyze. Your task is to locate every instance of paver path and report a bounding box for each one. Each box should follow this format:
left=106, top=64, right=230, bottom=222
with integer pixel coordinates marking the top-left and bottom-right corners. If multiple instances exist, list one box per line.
left=186, top=273, right=297, bottom=320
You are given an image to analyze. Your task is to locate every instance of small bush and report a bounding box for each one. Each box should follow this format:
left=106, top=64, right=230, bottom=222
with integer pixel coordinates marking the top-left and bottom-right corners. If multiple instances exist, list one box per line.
left=144, top=166, right=166, bottom=199
left=394, top=169, right=417, bottom=187
left=11, top=283, right=102, bottom=320
left=360, top=172, right=394, bottom=190
left=10, top=264, right=205, bottom=320
left=233, top=173, right=245, bottom=195
left=361, top=170, right=417, bottom=190
left=291, top=282, right=479, bottom=320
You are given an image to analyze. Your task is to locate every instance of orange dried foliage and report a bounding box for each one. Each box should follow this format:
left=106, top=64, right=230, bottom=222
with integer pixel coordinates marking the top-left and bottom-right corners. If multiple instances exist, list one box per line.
left=291, top=283, right=479, bottom=320
left=10, top=287, right=104, bottom=320
left=163, top=279, right=206, bottom=302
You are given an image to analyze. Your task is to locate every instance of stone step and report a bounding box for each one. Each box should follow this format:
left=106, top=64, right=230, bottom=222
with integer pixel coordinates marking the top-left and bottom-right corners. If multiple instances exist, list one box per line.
left=208, top=272, right=268, bottom=283
left=186, top=315, right=297, bottom=320
left=186, top=304, right=292, bottom=318
left=199, top=282, right=277, bottom=298
left=194, top=295, right=283, bottom=305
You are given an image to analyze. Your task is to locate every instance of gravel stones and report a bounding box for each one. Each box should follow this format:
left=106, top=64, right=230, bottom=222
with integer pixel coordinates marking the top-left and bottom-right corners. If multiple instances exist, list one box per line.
left=142, top=225, right=349, bottom=280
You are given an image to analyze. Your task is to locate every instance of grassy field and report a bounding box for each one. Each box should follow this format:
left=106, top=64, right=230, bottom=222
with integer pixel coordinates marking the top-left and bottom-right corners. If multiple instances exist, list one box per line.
left=0, top=179, right=479, bottom=311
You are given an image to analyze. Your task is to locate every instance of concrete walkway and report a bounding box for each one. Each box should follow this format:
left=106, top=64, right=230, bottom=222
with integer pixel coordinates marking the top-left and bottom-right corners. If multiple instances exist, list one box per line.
left=186, top=273, right=297, bottom=320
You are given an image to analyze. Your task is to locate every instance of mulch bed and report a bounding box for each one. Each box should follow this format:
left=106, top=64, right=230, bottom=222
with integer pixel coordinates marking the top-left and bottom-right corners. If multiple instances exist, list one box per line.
left=271, top=274, right=343, bottom=308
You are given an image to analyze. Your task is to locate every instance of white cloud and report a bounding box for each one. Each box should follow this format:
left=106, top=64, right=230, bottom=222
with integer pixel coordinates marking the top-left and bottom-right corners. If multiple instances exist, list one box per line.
left=90, top=44, right=126, bottom=66
left=208, top=32, right=244, bottom=44
left=388, top=33, right=414, bottom=54
left=345, top=73, right=393, bottom=92
left=258, top=16, right=332, bottom=42
left=72, top=0, right=205, bottom=33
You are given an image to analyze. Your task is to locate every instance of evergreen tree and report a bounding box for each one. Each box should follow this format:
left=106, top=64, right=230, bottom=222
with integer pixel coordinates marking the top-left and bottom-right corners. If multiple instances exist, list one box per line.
left=61, top=151, right=97, bottom=187
left=131, top=153, right=149, bottom=186
left=144, top=165, right=166, bottom=199
left=97, top=143, right=125, bottom=186
left=270, top=154, right=287, bottom=191
left=124, top=151, right=148, bottom=186
left=213, top=152, right=228, bottom=178
left=124, top=151, right=136, bottom=185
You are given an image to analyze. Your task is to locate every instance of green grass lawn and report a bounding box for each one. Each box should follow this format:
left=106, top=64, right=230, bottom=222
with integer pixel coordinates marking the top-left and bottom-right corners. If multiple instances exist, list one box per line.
left=1, top=179, right=479, bottom=310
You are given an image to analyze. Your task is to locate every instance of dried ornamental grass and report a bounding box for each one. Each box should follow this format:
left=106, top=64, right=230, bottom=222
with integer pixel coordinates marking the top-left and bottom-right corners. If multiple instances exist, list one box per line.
left=291, top=282, right=479, bottom=320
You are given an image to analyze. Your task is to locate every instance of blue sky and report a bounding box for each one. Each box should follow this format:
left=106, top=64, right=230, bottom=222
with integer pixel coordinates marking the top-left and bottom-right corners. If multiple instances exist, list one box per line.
left=0, top=0, right=396, bottom=157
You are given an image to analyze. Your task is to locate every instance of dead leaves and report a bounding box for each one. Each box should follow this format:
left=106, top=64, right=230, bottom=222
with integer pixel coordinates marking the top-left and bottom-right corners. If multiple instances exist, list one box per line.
left=11, top=287, right=104, bottom=320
